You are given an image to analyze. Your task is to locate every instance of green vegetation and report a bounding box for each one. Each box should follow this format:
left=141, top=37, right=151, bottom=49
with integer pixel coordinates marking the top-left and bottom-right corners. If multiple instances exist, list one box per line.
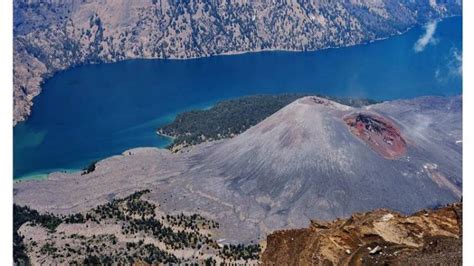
left=88, top=189, right=217, bottom=250
left=13, top=204, right=63, bottom=264
left=219, top=243, right=261, bottom=261
left=89, top=189, right=154, bottom=221
left=134, top=243, right=179, bottom=264
left=81, top=160, right=97, bottom=175
left=64, top=213, right=85, bottom=224
left=14, top=189, right=261, bottom=263
left=14, top=204, right=63, bottom=232
left=164, top=213, right=220, bottom=231
left=40, top=243, right=58, bottom=255
left=79, top=241, right=178, bottom=264
left=83, top=255, right=101, bottom=264
left=158, top=94, right=380, bottom=151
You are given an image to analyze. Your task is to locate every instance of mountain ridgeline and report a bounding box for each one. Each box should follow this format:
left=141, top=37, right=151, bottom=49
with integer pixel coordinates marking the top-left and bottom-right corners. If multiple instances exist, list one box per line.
left=13, top=0, right=461, bottom=125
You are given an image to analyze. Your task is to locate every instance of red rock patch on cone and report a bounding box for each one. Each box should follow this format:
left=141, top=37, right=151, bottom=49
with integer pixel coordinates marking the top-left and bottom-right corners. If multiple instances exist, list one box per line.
left=344, top=112, right=406, bottom=159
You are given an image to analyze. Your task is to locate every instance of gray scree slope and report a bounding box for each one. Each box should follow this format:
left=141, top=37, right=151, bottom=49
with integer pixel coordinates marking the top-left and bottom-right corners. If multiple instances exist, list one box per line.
left=14, top=96, right=462, bottom=243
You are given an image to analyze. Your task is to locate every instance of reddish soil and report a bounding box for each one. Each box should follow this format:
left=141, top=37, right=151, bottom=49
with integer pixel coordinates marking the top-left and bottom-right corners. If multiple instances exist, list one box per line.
left=344, top=113, right=406, bottom=159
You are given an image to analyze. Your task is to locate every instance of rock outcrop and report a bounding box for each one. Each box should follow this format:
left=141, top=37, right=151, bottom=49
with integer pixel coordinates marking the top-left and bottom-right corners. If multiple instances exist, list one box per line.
left=261, top=202, right=462, bottom=265
left=13, top=0, right=462, bottom=125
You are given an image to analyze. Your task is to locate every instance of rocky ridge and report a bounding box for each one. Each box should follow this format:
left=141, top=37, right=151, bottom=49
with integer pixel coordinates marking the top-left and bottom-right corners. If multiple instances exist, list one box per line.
left=13, top=0, right=461, bottom=125
left=261, top=202, right=462, bottom=265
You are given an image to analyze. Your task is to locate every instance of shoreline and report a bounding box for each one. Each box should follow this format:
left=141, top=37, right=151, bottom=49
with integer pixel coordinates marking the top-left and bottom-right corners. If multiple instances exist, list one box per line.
left=13, top=15, right=461, bottom=126
left=15, top=94, right=463, bottom=181
left=13, top=14, right=462, bottom=179
left=13, top=169, right=80, bottom=182
left=13, top=173, right=49, bottom=183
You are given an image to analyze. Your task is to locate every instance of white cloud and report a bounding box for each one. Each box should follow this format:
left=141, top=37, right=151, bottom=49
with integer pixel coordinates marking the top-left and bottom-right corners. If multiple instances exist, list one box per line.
left=435, top=47, right=462, bottom=82
left=435, top=68, right=441, bottom=81
left=413, top=21, right=438, bottom=53
left=448, top=48, right=462, bottom=77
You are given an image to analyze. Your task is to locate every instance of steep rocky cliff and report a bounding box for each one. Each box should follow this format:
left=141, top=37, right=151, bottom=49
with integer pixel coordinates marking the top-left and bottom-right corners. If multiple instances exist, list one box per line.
left=262, top=202, right=462, bottom=265
left=13, top=0, right=461, bottom=125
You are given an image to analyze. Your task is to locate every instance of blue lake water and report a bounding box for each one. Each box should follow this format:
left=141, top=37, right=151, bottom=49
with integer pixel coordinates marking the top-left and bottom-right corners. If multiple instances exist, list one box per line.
left=14, top=17, right=462, bottom=179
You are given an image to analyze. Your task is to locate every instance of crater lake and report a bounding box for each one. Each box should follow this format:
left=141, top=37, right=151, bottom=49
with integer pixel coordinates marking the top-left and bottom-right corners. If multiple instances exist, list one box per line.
left=14, top=17, right=462, bottom=179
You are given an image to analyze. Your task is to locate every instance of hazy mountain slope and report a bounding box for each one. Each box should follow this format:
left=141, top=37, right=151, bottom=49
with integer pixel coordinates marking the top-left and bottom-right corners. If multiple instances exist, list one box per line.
left=14, top=96, right=462, bottom=243
left=13, top=0, right=461, bottom=124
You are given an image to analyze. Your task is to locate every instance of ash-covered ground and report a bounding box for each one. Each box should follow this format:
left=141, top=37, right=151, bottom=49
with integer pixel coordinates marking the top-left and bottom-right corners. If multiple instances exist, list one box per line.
left=14, top=95, right=462, bottom=244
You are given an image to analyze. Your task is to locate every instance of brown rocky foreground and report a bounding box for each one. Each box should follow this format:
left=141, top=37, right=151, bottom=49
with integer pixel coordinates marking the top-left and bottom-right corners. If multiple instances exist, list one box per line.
left=262, top=202, right=462, bottom=265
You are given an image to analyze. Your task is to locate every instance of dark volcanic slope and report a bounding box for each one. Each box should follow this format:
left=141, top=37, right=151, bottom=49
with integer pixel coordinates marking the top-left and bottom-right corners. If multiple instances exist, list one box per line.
left=14, top=96, right=462, bottom=243
left=192, top=96, right=461, bottom=225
